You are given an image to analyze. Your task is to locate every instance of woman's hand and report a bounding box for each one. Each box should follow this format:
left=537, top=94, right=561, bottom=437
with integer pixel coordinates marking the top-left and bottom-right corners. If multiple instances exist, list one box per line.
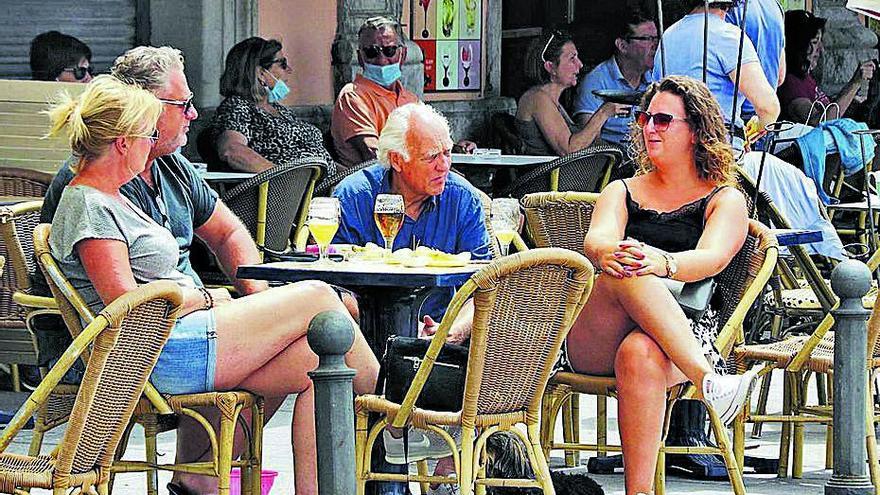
left=419, top=315, right=468, bottom=345
left=598, top=239, right=642, bottom=278
left=608, top=240, right=668, bottom=278
left=853, top=60, right=876, bottom=83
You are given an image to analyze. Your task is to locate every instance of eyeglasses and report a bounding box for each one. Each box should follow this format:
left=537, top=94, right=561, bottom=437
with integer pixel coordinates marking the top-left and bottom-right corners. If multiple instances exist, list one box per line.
left=633, top=110, right=688, bottom=132
left=360, top=44, right=401, bottom=59
left=627, top=35, right=659, bottom=42
left=269, top=57, right=289, bottom=70
left=159, top=93, right=195, bottom=115
left=130, top=128, right=160, bottom=145
left=61, top=65, right=94, bottom=80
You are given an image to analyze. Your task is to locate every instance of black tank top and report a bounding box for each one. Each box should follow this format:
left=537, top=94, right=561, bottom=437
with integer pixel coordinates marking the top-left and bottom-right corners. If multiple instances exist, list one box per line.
left=622, top=180, right=726, bottom=253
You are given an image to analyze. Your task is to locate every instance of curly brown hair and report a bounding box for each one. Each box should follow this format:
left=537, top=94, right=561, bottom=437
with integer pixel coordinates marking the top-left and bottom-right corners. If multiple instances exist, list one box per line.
left=628, top=75, right=736, bottom=185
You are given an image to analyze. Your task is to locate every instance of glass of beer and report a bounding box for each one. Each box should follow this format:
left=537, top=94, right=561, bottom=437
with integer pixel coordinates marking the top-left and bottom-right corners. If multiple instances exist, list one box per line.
left=491, top=198, right=521, bottom=257
left=307, top=197, right=340, bottom=264
left=374, top=194, right=405, bottom=253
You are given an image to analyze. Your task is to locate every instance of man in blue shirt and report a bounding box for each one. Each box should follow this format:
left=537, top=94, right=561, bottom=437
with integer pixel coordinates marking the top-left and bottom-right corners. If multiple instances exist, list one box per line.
left=573, top=10, right=657, bottom=146
left=334, top=102, right=491, bottom=323
left=725, top=0, right=786, bottom=121
left=651, top=0, right=779, bottom=137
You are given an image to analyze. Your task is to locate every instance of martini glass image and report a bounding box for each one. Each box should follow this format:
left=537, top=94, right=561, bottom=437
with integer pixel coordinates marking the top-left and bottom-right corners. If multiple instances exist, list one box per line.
left=441, top=53, right=451, bottom=87
left=465, top=0, right=478, bottom=34
left=441, top=0, right=455, bottom=38
left=420, top=0, right=431, bottom=38
left=461, top=45, right=472, bottom=87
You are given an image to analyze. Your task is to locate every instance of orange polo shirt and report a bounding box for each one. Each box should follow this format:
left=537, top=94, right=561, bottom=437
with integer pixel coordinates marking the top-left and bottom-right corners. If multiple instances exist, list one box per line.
left=331, top=74, right=419, bottom=167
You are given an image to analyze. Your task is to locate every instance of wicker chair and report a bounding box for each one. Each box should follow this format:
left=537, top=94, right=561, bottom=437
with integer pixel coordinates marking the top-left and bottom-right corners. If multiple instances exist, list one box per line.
left=497, top=144, right=623, bottom=199
left=0, top=280, right=181, bottom=495
left=355, top=248, right=595, bottom=495
left=222, top=158, right=325, bottom=262
left=527, top=192, right=778, bottom=495
left=33, top=224, right=264, bottom=495
left=314, top=158, right=377, bottom=197
left=731, top=266, right=880, bottom=485
left=0, top=201, right=79, bottom=459
left=0, top=167, right=52, bottom=198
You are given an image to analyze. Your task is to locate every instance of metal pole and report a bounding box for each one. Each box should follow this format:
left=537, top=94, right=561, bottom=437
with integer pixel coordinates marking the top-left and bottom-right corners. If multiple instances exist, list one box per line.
left=825, top=260, right=873, bottom=495
left=656, top=0, right=666, bottom=77
left=308, top=310, right=357, bottom=495
left=729, top=0, right=750, bottom=144
left=702, top=0, right=709, bottom=83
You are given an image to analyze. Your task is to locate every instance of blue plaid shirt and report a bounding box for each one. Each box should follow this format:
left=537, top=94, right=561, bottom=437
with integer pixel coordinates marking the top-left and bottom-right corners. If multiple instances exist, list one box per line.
left=333, top=164, right=491, bottom=320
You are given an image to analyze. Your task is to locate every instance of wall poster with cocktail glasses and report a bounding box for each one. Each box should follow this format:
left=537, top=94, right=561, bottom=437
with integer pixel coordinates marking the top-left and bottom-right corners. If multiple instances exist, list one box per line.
left=411, top=0, right=484, bottom=96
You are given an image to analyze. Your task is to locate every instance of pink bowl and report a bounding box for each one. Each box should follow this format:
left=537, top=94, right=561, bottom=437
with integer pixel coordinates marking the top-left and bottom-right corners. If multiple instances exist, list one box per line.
left=228, top=468, right=278, bottom=495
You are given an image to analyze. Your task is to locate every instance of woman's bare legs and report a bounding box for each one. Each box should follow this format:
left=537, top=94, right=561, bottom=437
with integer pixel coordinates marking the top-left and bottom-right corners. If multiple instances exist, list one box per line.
left=174, top=280, right=379, bottom=495
left=566, top=274, right=709, bottom=495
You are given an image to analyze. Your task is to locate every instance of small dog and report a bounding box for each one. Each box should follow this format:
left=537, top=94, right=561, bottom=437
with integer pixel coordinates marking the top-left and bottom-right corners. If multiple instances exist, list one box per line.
left=484, top=431, right=604, bottom=495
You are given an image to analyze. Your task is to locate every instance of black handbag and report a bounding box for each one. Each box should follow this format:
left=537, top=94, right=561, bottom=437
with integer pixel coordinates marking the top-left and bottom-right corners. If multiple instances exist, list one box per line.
left=663, top=277, right=717, bottom=321
left=381, top=336, right=469, bottom=412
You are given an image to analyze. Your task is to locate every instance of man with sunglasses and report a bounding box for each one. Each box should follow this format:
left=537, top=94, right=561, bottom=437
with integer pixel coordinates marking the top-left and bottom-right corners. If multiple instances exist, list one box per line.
left=573, top=10, right=658, bottom=150
left=331, top=16, right=420, bottom=168
left=332, top=16, right=476, bottom=169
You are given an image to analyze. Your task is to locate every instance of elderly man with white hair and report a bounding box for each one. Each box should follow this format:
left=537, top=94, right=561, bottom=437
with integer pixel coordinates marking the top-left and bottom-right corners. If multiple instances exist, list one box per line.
left=334, top=102, right=491, bottom=323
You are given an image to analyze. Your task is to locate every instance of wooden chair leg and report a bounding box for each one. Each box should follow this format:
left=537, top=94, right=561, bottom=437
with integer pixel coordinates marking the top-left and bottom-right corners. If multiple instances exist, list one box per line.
left=708, top=404, right=746, bottom=495
left=217, top=412, right=236, bottom=495
left=250, top=399, right=265, bottom=495
left=27, top=417, right=47, bottom=457
left=541, top=388, right=567, bottom=460
left=778, top=372, right=794, bottom=478
left=654, top=447, right=666, bottom=495
left=752, top=370, right=773, bottom=438
left=733, top=407, right=746, bottom=471
left=460, top=427, right=476, bottom=495
left=561, top=396, right=576, bottom=467
left=570, top=394, right=581, bottom=465
left=143, top=417, right=159, bottom=495
left=355, top=412, right=369, bottom=495
left=597, top=394, right=607, bottom=458
left=792, top=374, right=805, bottom=479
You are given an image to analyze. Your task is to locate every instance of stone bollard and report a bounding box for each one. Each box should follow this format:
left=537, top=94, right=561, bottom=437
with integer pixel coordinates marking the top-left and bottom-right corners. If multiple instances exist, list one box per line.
left=826, top=260, right=874, bottom=495
left=308, top=310, right=357, bottom=495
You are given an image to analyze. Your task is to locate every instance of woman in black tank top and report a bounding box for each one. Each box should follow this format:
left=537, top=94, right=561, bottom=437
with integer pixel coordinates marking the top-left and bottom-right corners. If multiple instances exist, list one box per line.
left=565, top=76, right=755, bottom=495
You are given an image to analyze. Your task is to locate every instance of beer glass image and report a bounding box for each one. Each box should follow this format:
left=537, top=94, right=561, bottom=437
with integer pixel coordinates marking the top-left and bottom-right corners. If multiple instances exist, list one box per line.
left=374, top=194, right=405, bottom=253
left=441, top=0, right=455, bottom=38
left=465, top=0, right=478, bottom=35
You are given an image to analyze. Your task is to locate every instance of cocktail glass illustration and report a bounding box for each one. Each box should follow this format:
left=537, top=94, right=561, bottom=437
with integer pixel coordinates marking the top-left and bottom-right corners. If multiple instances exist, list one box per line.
left=461, top=45, right=472, bottom=87
left=420, top=0, right=431, bottom=38
left=441, top=0, right=455, bottom=38
left=441, top=53, right=451, bottom=87
left=465, top=0, right=478, bottom=34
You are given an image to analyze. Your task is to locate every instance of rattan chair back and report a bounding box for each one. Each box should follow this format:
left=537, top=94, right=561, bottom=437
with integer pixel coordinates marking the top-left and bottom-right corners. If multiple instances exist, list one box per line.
left=222, top=158, right=325, bottom=257
left=521, top=191, right=600, bottom=254
left=475, top=188, right=503, bottom=259
left=0, top=200, right=42, bottom=328
left=0, top=167, right=52, bottom=197
left=498, top=144, right=623, bottom=199
left=314, top=158, right=377, bottom=196
left=392, top=248, right=594, bottom=429
left=57, top=281, right=179, bottom=476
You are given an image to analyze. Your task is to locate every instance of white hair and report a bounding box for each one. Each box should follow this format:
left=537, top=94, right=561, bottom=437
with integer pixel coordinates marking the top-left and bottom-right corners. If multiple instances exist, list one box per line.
left=377, top=102, right=451, bottom=166
left=110, top=46, right=184, bottom=92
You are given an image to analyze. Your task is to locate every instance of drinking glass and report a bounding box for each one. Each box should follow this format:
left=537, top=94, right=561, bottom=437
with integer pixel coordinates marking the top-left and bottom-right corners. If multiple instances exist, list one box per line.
left=491, top=198, right=520, bottom=257
left=374, top=194, right=405, bottom=253
left=308, top=197, right=340, bottom=264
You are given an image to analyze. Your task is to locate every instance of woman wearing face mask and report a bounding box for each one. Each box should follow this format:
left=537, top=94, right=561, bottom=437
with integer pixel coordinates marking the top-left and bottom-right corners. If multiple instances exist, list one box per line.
left=208, top=37, right=335, bottom=173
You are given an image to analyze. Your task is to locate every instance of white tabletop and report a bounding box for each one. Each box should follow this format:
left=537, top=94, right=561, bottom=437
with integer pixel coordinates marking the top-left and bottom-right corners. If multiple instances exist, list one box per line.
left=201, top=171, right=255, bottom=182
left=451, top=153, right=556, bottom=167
left=826, top=194, right=880, bottom=212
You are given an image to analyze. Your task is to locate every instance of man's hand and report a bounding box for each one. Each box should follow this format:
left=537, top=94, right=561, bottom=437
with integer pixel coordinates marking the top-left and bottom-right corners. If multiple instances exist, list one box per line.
left=452, top=140, right=477, bottom=154
left=208, top=287, right=234, bottom=306
left=419, top=315, right=468, bottom=344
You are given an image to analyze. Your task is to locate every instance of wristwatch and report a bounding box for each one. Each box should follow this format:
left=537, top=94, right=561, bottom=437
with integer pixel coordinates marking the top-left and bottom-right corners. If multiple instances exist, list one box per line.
left=662, top=252, right=678, bottom=279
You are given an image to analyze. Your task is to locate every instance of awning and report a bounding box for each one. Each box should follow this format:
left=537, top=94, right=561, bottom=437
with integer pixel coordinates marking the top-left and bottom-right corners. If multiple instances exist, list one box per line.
left=847, top=0, right=880, bottom=20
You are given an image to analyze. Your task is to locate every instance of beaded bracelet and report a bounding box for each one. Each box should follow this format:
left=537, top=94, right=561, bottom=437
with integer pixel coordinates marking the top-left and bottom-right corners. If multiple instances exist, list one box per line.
left=198, top=287, right=214, bottom=309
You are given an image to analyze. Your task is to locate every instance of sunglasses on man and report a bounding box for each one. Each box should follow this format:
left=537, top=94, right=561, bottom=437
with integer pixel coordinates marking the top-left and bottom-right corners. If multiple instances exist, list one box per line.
left=61, top=65, right=94, bottom=80
left=633, top=110, right=688, bottom=132
left=159, top=93, right=196, bottom=115
left=360, top=44, right=401, bottom=59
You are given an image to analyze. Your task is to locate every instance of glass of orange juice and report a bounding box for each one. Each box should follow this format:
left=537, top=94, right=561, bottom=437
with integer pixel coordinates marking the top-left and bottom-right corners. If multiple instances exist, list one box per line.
left=308, top=197, right=340, bottom=264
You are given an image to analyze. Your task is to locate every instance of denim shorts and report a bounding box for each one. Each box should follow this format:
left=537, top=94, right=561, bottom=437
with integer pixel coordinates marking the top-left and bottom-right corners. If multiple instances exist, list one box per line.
left=150, top=309, right=218, bottom=394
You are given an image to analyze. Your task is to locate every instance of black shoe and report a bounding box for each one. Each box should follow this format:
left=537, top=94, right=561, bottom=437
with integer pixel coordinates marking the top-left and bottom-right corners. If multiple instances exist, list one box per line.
left=167, top=482, right=199, bottom=495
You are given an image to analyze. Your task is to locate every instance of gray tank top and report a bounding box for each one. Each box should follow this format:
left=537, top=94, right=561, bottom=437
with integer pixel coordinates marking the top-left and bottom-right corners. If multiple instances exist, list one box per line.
left=515, top=102, right=580, bottom=156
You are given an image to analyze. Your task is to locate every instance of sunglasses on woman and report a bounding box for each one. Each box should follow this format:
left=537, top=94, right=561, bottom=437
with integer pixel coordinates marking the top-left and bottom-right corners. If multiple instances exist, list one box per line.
left=61, top=65, right=94, bottom=80
left=633, top=110, right=687, bottom=132
left=268, top=57, right=289, bottom=70
left=360, top=44, right=400, bottom=59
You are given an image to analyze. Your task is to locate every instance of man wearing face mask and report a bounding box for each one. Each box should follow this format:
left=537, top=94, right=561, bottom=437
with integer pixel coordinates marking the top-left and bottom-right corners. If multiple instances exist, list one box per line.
left=331, top=16, right=421, bottom=169
left=208, top=36, right=335, bottom=173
